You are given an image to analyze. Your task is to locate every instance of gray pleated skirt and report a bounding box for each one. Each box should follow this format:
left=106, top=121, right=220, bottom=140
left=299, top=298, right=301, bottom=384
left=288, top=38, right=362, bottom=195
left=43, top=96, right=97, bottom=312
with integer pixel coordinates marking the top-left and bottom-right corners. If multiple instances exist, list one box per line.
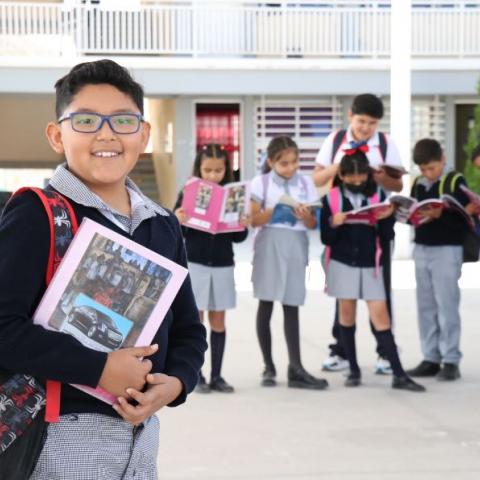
left=252, top=227, right=309, bottom=306
left=188, top=262, right=236, bottom=311
left=326, top=259, right=386, bottom=300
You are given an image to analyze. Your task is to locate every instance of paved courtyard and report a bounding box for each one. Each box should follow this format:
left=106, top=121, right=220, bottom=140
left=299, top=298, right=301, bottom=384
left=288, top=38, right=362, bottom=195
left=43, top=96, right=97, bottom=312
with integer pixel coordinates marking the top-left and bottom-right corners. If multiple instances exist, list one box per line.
left=156, top=236, right=480, bottom=479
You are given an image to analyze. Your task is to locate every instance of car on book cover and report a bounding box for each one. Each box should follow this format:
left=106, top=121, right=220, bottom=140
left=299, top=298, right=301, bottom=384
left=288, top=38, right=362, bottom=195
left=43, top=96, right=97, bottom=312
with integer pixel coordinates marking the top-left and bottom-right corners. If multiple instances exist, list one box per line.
left=66, top=305, right=123, bottom=349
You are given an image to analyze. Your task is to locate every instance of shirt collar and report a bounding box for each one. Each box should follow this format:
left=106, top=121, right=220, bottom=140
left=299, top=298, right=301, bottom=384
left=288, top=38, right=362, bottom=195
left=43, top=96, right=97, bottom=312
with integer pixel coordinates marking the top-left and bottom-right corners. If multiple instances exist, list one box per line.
left=270, top=169, right=300, bottom=188
left=346, top=126, right=380, bottom=148
left=49, top=163, right=169, bottom=233
left=417, top=166, right=450, bottom=191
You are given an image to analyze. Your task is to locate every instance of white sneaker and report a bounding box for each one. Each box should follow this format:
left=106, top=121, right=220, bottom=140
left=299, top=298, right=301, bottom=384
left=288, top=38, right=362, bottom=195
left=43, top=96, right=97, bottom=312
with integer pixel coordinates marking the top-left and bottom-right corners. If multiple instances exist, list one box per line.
left=322, top=355, right=349, bottom=372
left=374, top=357, right=393, bottom=375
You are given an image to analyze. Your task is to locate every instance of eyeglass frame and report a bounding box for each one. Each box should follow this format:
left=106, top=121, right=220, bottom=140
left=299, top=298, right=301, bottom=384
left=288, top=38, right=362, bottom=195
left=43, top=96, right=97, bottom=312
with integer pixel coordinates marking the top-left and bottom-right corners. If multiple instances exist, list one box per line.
left=57, top=111, right=145, bottom=134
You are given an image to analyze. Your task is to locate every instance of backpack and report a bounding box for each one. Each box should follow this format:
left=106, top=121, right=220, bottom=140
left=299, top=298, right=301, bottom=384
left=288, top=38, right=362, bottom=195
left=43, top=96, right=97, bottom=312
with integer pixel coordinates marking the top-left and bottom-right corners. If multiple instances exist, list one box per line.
left=321, top=186, right=383, bottom=290
left=413, top=171, right=480, bottom=263
left=0, top=188, right=77, bottom=462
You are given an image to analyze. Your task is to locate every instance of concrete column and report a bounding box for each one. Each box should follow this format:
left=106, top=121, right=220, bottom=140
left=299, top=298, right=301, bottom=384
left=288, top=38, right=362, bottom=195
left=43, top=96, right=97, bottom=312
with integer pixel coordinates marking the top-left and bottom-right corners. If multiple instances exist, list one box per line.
left=148, top=98, right=177, bottom=209
left=391, top=0, right=412, bottom=259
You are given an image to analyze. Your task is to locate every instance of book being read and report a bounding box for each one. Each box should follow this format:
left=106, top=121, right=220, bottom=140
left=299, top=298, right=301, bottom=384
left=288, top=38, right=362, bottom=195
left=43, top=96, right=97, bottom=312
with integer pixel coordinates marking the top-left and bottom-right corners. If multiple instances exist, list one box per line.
left=460, top=185, right=480, bottom=214
left=33, top=218, right=188, bottom=404
left=181, top=177, right=250, bottom=234
left=390, top=194, right=474, bottom=228
left=373, top=164, right=408, bottom=179
left=270, top=193, right=321, bottom=226
left=343, top=203, right=393, bottom=226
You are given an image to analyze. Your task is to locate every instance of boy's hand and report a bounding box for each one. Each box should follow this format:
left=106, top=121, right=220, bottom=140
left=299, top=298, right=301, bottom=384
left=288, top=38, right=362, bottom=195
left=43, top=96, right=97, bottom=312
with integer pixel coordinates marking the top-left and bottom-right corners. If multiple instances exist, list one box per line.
left=174, top=207, right=189, bottom=223
left=331, top=212, right=347, bottom=226
left=372, top=168, right=387, bottom=185
left=113, top=373, right=183, bottom=425
left=98, top=344, right=158, bottom=397
left=374, top=205, right=395, bottom=220
left=465, top=202, right=480, bottom=216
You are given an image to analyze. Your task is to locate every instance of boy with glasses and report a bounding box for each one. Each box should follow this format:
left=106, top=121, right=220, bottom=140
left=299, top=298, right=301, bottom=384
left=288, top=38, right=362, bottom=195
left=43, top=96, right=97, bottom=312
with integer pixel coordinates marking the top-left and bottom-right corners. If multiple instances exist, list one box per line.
left=0, top=59, right=206, bottom=479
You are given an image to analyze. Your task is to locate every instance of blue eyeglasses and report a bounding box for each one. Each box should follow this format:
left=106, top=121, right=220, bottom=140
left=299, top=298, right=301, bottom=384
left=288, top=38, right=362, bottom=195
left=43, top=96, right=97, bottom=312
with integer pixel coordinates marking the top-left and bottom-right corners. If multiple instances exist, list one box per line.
left=58, top=112, right=144, bottom=134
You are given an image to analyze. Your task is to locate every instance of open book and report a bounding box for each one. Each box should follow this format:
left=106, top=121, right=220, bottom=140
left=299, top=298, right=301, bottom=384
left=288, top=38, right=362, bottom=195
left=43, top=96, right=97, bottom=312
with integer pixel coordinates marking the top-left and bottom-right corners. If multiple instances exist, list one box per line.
left=181, top=177, right=250, bottom=234
left=270, top=193, right=321, bottom=226
left=460, top=185, right=480, bottom=210
left=33, top=218, right=188, bottom=404
left=343, top=203, right=393, bottom=226
left=371, top=164, right=408, bottom=179
left=390, top=194, right=474, bottom=228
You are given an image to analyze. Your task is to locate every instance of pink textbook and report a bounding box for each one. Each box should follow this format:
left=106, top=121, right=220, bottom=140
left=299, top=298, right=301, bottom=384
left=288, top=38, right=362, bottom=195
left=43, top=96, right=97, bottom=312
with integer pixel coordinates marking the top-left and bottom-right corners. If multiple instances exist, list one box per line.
left=33, top=218, right=188, bottom=404
left=181, top=177, right=250, bottom=234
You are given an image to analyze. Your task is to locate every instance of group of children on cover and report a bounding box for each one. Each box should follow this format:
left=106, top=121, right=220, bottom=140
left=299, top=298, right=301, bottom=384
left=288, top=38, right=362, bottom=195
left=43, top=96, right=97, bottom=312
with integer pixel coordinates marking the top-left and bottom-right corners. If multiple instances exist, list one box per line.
left=0, top=59, right=479, bottom=479
left=175, top=93, right=480, bottom=395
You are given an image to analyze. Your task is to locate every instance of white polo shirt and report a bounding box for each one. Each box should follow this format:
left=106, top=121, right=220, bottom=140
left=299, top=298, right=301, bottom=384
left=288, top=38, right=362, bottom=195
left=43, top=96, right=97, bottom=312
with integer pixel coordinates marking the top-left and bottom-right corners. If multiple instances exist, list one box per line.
left=315, top=127, right=403, bottom=170
left=250, top=170, right=319, bottom=231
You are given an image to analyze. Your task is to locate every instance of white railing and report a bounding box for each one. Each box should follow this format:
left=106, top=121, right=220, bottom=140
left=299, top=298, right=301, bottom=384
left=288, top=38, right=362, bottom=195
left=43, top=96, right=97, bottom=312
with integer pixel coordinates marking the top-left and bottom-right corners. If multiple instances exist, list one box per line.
left=0, top=1, right=480, bottom=58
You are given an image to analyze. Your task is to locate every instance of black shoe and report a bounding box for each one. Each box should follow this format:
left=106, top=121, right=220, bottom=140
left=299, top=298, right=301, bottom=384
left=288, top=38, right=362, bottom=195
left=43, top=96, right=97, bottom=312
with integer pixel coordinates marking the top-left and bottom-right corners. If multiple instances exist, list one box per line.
left=195, top=374, right=211, bottom=394
left=406, top=360, right=441, bottom=377
left=287, top=366, right=329, bottom=390
left=344, top=371, right=361, bottom=387
left=261, top=367, right=277, bottom=387
left=436, top=363, right=461, bottom=381
left=210, top=376, right=235, bottom=393
left=392, top=375, right=426, bottom=392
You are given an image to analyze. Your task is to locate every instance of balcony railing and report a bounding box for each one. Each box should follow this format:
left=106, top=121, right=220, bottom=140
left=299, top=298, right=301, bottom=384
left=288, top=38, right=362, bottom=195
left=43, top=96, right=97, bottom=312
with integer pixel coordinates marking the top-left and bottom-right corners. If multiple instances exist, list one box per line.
left=1, top=1, right=480, bottom=59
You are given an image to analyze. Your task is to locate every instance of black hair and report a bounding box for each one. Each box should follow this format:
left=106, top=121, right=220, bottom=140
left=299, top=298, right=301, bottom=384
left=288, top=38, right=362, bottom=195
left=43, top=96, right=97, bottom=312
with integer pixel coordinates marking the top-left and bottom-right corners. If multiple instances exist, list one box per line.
left=338, top=150, right=377, bottom=197
left=351, top=94, right=384, bottom=119
left=192, top=144, right=233, bottom=185
left=262, top=136, right=299, bottom=174
left=54, top=59, right=144, bottom=119
left=413, top=138, right=443, bottom=165
left=471, top=144, right=480, bottom=162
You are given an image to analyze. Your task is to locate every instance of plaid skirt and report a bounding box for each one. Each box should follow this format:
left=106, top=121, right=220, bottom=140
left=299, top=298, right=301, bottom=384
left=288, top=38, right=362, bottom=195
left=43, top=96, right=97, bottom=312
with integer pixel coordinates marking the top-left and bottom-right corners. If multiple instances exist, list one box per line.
left=29, top=413, right=159, bottom=480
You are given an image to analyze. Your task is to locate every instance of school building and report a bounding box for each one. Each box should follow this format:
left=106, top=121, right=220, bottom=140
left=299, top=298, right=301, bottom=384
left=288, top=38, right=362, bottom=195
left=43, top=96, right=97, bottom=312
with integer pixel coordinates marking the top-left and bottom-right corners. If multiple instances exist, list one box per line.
left=1, top=0, right=479, bottom=211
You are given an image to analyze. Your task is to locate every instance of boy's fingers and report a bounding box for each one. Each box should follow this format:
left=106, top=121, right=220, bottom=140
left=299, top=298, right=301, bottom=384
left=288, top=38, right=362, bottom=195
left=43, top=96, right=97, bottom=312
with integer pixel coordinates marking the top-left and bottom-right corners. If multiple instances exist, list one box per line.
left=147, top=373, right=169, bottom=385
left=125, top=388, right=148, bottom=405
left=141, top=359, right=153, bottom=374
left=129, top=344, right=158, bottom=358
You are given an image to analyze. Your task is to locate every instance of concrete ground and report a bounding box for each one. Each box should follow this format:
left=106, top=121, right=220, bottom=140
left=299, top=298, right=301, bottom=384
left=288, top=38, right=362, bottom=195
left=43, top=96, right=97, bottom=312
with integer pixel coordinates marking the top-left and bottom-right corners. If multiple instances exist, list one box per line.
left=156, top=234, right=480, bottom=480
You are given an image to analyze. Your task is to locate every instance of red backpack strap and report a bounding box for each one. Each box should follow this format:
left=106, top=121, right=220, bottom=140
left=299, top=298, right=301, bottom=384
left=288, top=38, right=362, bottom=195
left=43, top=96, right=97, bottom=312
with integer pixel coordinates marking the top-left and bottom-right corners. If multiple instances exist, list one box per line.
left=12, top=187, right=78, bottom=423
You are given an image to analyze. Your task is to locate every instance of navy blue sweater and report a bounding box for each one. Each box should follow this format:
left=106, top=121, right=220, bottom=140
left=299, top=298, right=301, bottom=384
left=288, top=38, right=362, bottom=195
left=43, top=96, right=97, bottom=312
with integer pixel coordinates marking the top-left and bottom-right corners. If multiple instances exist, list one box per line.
left=411, top=173, right=470, bottom=246
left=320, top=188, right=395, bottom=268
left=175, top=192, right=248, bottom=267
left=0, top=190, right=207, bottom=417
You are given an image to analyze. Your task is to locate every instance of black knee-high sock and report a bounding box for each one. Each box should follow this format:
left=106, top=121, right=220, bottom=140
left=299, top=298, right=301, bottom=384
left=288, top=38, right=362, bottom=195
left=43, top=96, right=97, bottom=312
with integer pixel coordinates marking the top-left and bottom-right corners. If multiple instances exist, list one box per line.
left=339, top=325, right=360, bottom=375
left=283, top=305, right=302, bottom=370
left=375, top=329, right=405, bottom=377
left=210, top=330, right=226, bottom=380
left=256, top=300, right=275, bottom=370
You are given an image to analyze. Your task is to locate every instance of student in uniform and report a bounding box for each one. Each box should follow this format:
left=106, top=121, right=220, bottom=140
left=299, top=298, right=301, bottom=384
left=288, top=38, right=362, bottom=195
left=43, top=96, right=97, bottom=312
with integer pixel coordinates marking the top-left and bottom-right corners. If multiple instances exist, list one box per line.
left=0, top=59, right=207, bottom=479
left=320, top=149, right=425, bottom=392
left=313, top=93, right=403, bottom=375
left=407, top=139, right=480, bottom=381
left=250, top=136, right=328, bottom=390
left=175, top=144, right=249, bottom=393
